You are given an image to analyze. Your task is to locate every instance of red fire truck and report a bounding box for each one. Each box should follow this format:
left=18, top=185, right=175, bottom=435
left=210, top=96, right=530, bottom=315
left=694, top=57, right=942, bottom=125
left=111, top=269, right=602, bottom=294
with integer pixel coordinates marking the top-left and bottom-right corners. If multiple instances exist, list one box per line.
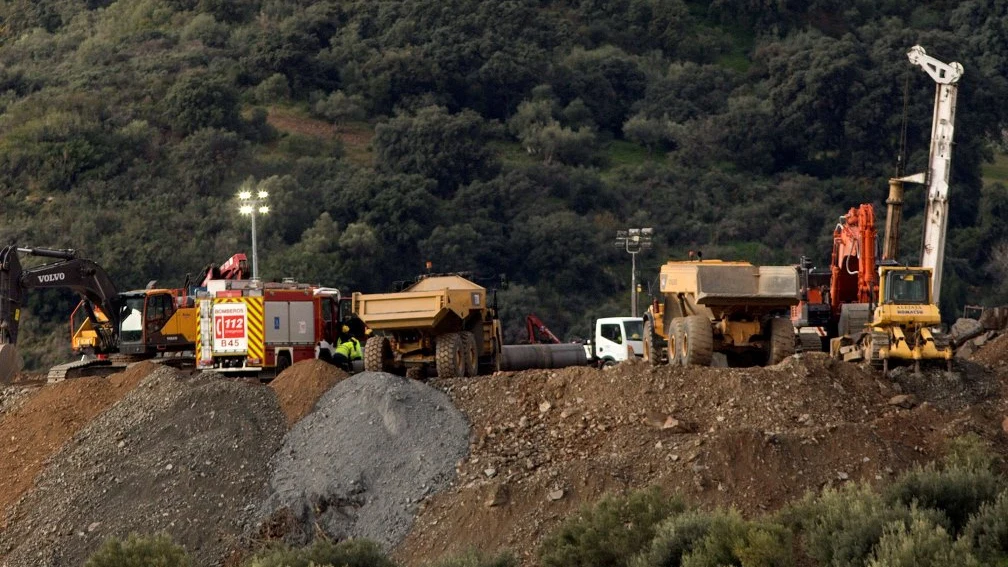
left=195, top=279, right=363, bottom=378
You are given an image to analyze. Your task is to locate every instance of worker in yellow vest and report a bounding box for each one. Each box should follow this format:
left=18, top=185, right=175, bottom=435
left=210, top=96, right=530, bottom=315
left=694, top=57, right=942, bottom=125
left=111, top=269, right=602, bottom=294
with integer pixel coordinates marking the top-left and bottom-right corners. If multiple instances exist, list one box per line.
left=333, top=325, right=362, bottom=371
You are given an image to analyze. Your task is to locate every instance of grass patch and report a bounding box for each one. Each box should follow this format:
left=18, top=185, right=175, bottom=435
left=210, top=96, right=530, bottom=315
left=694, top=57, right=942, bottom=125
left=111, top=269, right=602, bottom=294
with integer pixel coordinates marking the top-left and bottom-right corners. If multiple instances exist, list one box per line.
left=263, top=106, right=374, bottom=167
left=607, top=139, right=663, bottom=167
left=336, top=121, right=375, bottom=167
left=491, top=139, right=540, bottom=168
left=982, top=152, right=1008, bottom=187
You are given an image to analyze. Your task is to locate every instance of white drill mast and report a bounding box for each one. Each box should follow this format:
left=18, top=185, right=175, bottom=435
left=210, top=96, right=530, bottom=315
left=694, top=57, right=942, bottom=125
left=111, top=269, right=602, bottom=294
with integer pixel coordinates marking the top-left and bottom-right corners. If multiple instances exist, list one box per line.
left=906, top=45, right=963, bottom=306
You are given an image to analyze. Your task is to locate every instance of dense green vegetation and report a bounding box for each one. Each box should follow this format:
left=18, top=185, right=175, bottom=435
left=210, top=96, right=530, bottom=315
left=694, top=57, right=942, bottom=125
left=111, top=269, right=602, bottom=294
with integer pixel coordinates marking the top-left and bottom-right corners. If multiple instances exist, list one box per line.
left=86, top=435, right=1008, bottom=566
left=2, top=0, right=1008, bottom=369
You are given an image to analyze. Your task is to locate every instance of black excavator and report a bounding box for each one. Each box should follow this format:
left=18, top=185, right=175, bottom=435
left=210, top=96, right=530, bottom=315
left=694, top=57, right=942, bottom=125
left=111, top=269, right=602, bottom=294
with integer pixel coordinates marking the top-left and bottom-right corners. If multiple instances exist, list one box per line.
left=0, top=245, right=249, bottom=383
left=0, top=245, right=122, bottom=383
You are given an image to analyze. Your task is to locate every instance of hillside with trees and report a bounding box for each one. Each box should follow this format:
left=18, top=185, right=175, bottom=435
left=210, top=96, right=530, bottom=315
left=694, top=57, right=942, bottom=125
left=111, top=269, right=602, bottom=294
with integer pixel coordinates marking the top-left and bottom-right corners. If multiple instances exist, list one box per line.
left=1, top=0, right=1007, bottom=369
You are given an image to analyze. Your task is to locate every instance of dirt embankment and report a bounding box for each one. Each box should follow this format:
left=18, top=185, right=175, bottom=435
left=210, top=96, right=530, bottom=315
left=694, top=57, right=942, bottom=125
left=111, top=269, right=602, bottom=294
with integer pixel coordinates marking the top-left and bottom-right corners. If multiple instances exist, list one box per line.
left=395, top=349, right=1008, bottom=566
left=0, top=341, right=1004, bottom=567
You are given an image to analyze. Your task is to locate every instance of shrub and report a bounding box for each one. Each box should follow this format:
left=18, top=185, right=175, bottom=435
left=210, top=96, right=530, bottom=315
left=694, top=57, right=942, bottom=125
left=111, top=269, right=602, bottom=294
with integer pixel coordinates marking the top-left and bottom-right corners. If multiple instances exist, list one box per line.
left=425, top=549, right=519, bottom=567
left=631, top=509, right=718, bottom=567
left=884, top=463, right=1000, bottom=535
left=943, top=433, right=1000, bottom=473
left=313, top=90, right=367, bottom=126
left=866, top=509, right=972, bottom=567
left=254, top=74, right=291, bottom=104
left=84, top=533, right=190, bottom=567
left=958, top=490, right=1008, bottom=564
left=160, top=73, right=241, bottom=136
left=633, top=509, right=791, bottom=567
left=244, top=538, right=394, bottom=567
left=180, top=12, right=228, bottom=47
left=778, top=483, right=923, bottom=567
left=538, top=487, right=687, bottom=567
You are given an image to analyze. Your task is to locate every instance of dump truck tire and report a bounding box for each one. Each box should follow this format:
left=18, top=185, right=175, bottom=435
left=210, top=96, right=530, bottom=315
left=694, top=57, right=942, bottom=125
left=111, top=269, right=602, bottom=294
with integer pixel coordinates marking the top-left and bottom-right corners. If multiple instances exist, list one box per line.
left=276, top=352, right=292, bottom=375
left=461, top=331, right=478, bottom=377
left=490, top=338, right=501, bottom=374
left=436, top=333, right=465, bottom=378
left=667, top=318, right=684, bottom=366
left=682, top=315, right=713, bottom=366
left=643, top=318, right=662, bottom=366
left=364, top=336, right=394, bottom=373
left=767, top=317, right=795, bottom=365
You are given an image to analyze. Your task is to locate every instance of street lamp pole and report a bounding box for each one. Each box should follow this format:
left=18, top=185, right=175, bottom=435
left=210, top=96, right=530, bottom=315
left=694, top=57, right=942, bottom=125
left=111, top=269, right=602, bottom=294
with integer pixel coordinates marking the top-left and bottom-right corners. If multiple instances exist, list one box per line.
left=250, top=210, right=259, bottom=279
left=238, top=186, right=270, bottom=280
left=615, top=227, right=653, bottom=317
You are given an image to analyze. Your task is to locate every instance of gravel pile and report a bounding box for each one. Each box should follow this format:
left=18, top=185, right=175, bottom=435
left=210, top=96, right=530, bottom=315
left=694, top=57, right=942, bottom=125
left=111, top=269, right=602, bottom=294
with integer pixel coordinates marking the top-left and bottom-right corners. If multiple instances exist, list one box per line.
left=259, top=371, right=470, bottom=549
left=0, top=385, right=33, bottom=416
left=0, top=366, right=286, bottom=567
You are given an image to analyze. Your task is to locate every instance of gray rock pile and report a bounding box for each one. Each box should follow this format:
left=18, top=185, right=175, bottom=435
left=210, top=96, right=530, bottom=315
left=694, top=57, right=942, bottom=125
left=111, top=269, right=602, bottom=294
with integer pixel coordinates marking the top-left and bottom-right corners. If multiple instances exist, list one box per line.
left=258, top=371, right=470, bottom=550
left=952, top=305, right=1008, bottom=359
left=0, top=366, right=286, bottom=567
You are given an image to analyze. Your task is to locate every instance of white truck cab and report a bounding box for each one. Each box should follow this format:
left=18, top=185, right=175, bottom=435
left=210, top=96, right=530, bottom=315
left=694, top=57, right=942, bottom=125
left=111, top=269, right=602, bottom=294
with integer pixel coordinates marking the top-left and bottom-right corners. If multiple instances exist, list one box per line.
left=587, top=317, right=645, bottom=366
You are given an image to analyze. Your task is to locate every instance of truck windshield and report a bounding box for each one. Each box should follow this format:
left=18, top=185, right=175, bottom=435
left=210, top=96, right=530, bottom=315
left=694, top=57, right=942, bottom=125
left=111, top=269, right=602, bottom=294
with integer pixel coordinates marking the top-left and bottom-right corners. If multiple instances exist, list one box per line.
left=884, top=271, right=929, bottom=305
left=119, top=297, right=145, bottom=343
left=623, top=320, right=644, bottom=341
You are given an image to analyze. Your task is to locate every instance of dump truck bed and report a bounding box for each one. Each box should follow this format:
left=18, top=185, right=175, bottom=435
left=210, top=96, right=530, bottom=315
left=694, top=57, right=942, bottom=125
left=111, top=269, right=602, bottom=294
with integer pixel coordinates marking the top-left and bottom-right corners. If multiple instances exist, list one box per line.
left=353, top=275, right=487, bottom=332
left=659, top=261, right=799, bottom=307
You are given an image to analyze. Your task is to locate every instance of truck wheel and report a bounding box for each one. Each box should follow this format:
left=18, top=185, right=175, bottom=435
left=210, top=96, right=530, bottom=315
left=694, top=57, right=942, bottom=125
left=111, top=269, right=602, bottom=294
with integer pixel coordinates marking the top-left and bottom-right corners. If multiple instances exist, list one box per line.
left=461, top=331, right=478, bottom=377
left=767, top=317, right=795, bottom=365
left=276, top=352, right=292, bottom=375
left=643, top=318, right=661, bottom=366
left=489, top=338, right=501, bottom=374
left=667, top=318, right=684, bottom=366
left=436, top=333, right=465, bottom=378
left=682, top=315, right=713, bottom=366
left=364, top=336, right=393, bottom=373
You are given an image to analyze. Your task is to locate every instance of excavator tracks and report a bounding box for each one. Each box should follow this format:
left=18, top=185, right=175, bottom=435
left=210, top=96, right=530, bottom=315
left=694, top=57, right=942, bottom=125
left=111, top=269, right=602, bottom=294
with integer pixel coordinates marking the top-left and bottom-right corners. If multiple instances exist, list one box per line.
left=866, top=331, right=890, bottom=370
left=46, top=354, right=195, bottom=383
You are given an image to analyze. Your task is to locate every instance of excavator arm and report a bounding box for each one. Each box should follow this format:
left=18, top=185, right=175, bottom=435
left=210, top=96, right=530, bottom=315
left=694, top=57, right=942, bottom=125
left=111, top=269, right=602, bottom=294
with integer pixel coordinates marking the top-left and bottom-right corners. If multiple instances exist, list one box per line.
left=526, top=313, right=561, bottom=344
left=0, top=245, right=122, bottom=382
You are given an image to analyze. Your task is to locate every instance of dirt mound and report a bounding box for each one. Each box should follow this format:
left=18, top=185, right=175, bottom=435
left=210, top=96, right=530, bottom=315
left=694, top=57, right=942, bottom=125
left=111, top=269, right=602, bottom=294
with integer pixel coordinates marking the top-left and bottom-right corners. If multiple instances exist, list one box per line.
left=394, top=353, right=1008, bottom=566
left=270, top=359, right=348, bottom=427
left=0, top=366, right=286, bottom=567
left=0, top=362, right=152, bottom=520
left=972, top=333, right=1008, bottom=367
left=259, top=372, right=470, bottom=551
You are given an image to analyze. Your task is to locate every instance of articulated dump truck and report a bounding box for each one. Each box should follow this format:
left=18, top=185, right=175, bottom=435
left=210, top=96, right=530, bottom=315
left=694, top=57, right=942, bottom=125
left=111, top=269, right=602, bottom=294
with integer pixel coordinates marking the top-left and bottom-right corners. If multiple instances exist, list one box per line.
left=643, top=260, right=800, bottom=367
left=353, top=274, right=503, bottom=379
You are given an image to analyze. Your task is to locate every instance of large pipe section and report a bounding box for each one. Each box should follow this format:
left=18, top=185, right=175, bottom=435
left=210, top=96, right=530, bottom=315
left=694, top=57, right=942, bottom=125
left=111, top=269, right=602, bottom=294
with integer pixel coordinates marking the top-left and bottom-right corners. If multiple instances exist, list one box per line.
left=500, top=344, right=590, bottom=372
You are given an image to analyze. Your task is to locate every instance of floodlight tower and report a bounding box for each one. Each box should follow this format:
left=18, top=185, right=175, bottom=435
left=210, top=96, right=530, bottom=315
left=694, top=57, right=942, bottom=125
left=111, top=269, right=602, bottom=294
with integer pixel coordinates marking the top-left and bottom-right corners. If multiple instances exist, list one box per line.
left=615, top=227, right=653, bottom=317
left=238, top=185, right=270, bottom=280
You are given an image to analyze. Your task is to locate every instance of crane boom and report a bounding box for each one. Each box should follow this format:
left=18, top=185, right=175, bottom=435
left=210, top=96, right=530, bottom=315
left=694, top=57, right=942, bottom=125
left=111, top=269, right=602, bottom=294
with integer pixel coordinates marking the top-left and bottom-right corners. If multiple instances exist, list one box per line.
left=906, top=45, right=962, bottom=305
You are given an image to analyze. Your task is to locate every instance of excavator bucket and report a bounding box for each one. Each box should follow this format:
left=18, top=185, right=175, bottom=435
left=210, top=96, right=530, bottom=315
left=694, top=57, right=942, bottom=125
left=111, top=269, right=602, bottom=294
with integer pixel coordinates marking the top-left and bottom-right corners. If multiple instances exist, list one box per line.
left=0, top=343, right=23, bottom=384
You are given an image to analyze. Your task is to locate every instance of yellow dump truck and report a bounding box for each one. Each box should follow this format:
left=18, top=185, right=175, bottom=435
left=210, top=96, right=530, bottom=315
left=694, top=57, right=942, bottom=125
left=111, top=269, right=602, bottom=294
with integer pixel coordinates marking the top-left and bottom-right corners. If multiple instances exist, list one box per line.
left=642, top=260, right=800, bottom=367
left=352, top=274, right=503, bottom=379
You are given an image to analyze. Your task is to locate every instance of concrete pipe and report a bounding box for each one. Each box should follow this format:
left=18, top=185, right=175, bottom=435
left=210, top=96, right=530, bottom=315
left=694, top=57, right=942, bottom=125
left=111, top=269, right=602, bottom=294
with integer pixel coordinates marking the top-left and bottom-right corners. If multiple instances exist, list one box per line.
left=500, top=344, right=590, bottom=372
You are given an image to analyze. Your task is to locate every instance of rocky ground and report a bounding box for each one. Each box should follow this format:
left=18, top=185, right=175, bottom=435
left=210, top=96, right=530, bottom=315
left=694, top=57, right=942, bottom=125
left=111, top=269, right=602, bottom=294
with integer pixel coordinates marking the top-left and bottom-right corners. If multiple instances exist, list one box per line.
left=0, top=326, right=1005, bottom=567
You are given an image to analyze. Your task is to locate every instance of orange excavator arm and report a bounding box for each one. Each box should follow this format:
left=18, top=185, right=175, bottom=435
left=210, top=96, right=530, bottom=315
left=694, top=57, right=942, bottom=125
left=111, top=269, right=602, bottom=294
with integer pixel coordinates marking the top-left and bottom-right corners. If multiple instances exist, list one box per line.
left=526, top=313, right=561, bottom=344
left=829, top=204, right=878, bottom=319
